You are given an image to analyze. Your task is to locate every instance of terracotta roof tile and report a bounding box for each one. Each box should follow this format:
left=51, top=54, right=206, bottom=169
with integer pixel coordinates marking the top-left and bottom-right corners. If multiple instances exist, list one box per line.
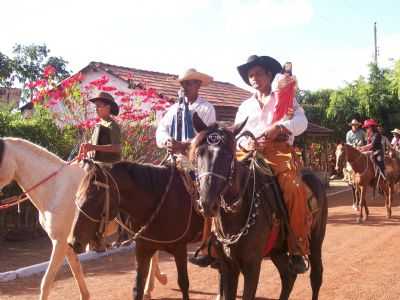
left=88, top=62, right=251, bottom=107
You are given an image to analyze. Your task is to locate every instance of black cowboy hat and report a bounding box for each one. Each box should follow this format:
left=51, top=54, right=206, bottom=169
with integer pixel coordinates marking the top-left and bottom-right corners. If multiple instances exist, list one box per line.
left=237, top=55, right=282, bottom=86
left=89, top=92, right=119, bottom=116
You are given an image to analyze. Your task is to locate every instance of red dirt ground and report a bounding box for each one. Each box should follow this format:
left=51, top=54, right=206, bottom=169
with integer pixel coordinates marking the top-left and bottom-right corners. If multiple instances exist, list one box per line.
left=1, top=185, right=400, bottom=300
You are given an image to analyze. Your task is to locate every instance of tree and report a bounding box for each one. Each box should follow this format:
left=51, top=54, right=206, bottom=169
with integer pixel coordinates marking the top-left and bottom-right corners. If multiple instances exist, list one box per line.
left=0, top=52, right=13, bottom=87
left=11, top=44, right=71, bottom=86
left=0, top=44, right=71, bottom=89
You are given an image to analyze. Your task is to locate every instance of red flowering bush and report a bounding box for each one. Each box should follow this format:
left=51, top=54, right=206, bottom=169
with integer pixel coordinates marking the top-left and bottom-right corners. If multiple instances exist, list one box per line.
left=28, top=66, right=171, bottom=163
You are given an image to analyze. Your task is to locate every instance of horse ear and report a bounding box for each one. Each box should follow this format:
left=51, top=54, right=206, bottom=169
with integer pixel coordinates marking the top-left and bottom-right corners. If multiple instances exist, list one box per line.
left=192, top=112, right=208, bottom=132
left=230, top=117, right=248, bottom=137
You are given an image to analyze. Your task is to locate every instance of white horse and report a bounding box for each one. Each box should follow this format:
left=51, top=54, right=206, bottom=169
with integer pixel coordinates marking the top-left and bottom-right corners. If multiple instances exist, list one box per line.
left=0, top=137, right=164, bottom=299
left=0, top=137, right=89, bottom=300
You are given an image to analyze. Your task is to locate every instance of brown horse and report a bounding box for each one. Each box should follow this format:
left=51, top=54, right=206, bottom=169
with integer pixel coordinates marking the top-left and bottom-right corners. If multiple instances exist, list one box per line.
left=190, top=118, right=328, bottom=300
left=69, top=161, right=203, bottom=300
left=336, top=143, right=400, bottom=222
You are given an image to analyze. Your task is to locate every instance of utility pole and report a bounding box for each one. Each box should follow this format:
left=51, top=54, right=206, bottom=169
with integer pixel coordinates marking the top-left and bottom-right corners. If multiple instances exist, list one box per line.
left=374, top=22, right=378, bottom=66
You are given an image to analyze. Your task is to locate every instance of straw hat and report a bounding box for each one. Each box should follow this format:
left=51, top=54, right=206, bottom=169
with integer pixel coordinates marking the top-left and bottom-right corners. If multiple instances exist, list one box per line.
left=391, top=128, right=400, bottom=135
left=348, top=119, right=362, bottom=126
left=178, top=68, right=213, bottom=86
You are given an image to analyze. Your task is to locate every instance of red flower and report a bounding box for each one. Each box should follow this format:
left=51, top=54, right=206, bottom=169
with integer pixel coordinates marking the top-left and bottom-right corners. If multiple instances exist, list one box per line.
left=43, top=65, right=56, bottom=78
left=89, top=75, right=109, bottom=88
left=114, top=91, right=126, bottom=96
left=101, top=85, right=117, bottom=92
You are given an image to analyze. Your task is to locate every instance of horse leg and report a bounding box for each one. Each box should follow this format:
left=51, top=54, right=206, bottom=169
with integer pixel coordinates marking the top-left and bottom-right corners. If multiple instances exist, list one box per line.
left=271, top=252, right=297, bottom=300
left=144, top=251, right=167, bottom=300
left=133, top=244, right=155, bottom=300
left=40, top=240, right=68, bottom=300
left=172, top=245, right=190, bottom=300
left=387, top=185, right=393, bottom=218
left=66, top=245, right=90, bottom=300
left=351, top=185, right=357, bottom=211
left=220, top=260, right=240, bottom=300
left=357, top=187, right=364, bottom=223
left=242, top=260, right=262, bottom=300
left=309, top=243, right=323, bottom=300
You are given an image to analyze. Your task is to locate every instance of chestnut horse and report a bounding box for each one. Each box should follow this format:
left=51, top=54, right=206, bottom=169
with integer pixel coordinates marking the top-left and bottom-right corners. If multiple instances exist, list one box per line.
left=190, top=119, right=328, bottom=300
left=70, top=161, right=203, bottom=300
left=336, top=143, right=400, bottom=222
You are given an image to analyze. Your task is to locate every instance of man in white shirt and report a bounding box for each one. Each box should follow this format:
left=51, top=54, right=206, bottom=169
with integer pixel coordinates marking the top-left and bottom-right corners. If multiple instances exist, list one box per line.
left=235, top=55, right=310, bottom=274
left=156, top=68, right=216, bottom=155
left=156, top=68, right=216, bottom=267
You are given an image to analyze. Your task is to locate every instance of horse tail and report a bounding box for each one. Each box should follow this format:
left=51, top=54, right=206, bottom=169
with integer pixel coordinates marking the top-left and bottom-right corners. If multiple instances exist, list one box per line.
left=300, top=169, right=328, bottom=242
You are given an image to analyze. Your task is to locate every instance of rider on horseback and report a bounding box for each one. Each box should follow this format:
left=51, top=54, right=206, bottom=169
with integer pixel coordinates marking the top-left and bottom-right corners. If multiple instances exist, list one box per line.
left=346, top=119, right=366, bottom=147
left=234, top=55, right=311, bottom=274
left=78, top=92, right=122, bottom=164
left=358, top=119, right=385, bottom=176
left=155, top=68, right=217, bottom=267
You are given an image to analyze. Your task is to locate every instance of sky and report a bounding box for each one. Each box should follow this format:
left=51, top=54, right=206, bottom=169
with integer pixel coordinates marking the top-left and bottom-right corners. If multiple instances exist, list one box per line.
left=1, top=0, right=399, bottom=91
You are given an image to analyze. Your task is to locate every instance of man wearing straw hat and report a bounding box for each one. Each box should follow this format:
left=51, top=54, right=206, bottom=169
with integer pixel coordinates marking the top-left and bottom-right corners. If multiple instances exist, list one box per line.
left=391, top=128, right=400, bottom=152
left=156, top=68, right=216, bottom=267
left=346, top=119, right=366, bottom=147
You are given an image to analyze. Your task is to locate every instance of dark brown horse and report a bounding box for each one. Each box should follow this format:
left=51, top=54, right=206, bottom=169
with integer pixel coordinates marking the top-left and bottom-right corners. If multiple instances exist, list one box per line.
left=69, top=161, right=203, bottom=300
left=336, top=143, right=400, bottom=222
left=190, top=119, right=328, bottom=300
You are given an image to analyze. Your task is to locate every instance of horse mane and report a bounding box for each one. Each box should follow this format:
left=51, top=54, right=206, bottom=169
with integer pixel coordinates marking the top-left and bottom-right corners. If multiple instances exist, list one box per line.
left=77, top=160, right=173, bottom=200
left=115, top=161, right=171, bottom=194
left=4, top=137, right=65, bottom=165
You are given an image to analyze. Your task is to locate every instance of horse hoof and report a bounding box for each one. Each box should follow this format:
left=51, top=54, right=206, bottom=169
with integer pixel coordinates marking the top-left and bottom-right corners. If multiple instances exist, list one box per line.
left=356, top=217, right=362, bottom=224
left=144, top=293, right=152, bottom=300
left=156, top=273, right=168, bottom=285
left=352, top=204, right=357, bottom=211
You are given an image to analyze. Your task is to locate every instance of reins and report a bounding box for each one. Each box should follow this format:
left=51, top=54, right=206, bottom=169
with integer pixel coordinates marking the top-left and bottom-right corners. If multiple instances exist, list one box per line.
left=76, top=156, right=195, bottom=244
left=0, top=158, right=78, bottom=211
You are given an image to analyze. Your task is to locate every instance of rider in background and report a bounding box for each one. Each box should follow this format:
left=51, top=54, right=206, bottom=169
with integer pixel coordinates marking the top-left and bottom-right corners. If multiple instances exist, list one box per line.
left=358, top=119, right=385, bottom=175
left=390, top=128, right=400, bottom=152
left=378, top=124, right=391, bottom=155
left=346, top=119, right=365, bottom=147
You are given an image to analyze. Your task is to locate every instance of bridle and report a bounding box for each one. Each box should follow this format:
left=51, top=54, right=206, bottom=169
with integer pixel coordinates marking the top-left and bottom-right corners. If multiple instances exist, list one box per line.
left=195, top=130, right=256, bottom=212
left=74, top=164, right=120, bottom=239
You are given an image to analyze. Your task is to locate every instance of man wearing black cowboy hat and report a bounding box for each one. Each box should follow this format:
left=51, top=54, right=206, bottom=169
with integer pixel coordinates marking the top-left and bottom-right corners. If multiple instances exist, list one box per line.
left=78, top=91, right=122, bottom=163
left=234, top=55, right=310, bottom=274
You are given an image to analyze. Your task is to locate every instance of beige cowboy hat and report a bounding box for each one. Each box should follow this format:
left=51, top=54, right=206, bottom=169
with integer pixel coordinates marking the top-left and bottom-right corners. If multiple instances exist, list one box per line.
left=89, top=92, right=119, bottom=116
left=348, top=119, right=362, bottom=126
left=391, top=128, right=400, bottom=135
left=178, top=68, right=213, bottom=86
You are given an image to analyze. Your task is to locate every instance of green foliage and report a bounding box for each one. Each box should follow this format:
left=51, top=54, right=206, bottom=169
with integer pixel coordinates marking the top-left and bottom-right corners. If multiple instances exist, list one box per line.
left=0, top=43, right=71, bottom=89
left=0, top=52, right=13, bottom=87
left=302, top=59, right=400, bottom=140
left=0, top=105, right=77, bottom=159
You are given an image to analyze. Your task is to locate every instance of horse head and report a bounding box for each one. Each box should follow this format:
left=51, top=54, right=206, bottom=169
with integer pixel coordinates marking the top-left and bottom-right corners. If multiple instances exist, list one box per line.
left=190, top=113, right=247, bottom=217
left=70, top=162, right=119, bottom=253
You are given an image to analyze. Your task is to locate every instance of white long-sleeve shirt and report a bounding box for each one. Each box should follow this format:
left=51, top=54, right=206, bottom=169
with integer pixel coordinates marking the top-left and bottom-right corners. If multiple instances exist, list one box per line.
left=156, top=97, right=216, bottom=148
left=234, top=93, right=308, bottom=145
